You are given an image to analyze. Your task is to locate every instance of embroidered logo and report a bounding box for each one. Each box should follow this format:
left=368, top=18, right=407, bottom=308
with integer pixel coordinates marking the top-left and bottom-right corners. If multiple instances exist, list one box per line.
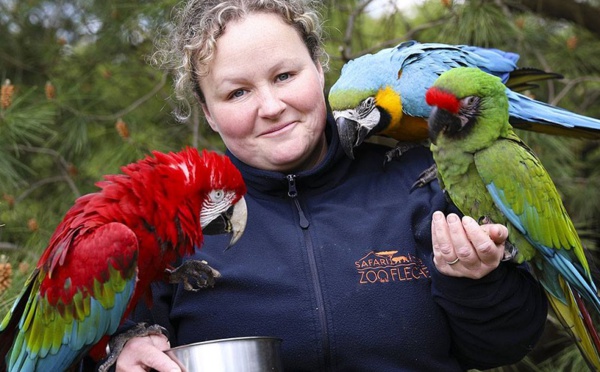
left=355, top=250, right=430, bottom=284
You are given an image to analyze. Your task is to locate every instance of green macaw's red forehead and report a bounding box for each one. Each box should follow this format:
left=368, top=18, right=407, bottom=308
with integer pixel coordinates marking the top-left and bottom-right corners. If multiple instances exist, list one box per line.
left=425, top=87, right=460, bottom=114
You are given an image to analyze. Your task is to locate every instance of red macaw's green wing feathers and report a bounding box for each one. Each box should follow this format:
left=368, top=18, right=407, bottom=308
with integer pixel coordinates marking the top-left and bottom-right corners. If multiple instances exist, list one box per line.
left=474, top=135, right=600, bottom=370
left=1, top=222, right=138, bottom=372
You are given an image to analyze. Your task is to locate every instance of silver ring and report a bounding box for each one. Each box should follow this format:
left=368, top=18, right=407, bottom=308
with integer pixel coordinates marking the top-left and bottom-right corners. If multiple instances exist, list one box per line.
left=447, top=257, right=460, bottom=265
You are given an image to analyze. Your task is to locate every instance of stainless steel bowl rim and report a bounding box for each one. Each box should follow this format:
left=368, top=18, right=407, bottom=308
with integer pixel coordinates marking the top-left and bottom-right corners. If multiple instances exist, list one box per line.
left=166, top=336, right=282, bottom=352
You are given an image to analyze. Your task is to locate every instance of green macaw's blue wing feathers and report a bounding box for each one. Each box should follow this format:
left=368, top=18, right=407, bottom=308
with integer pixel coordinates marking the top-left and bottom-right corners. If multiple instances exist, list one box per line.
left=475, top=138, right=599, bottom=312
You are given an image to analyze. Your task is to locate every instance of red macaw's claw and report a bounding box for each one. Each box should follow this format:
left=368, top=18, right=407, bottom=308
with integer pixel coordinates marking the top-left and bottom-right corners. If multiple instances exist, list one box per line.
left=98, top=323, right=169, bottom=372
left=166, top=259, right=222, bottom=291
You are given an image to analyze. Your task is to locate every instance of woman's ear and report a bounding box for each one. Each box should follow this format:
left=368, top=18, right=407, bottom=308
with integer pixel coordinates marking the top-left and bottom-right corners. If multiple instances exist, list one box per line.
left=201, top=103, right=219, bottom=132
left=317, top=62, right=325, bottom=89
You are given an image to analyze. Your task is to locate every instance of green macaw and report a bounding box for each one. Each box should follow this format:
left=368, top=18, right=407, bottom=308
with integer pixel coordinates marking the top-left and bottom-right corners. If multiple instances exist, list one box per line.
left=425, top=67, right=600, bottom=370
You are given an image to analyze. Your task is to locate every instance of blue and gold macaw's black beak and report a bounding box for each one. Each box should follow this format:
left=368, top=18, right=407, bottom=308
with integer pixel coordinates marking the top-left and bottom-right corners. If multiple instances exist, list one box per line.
left=334, top=110, right=377, bottom=159
left=336, top=115, right=359, bottom=159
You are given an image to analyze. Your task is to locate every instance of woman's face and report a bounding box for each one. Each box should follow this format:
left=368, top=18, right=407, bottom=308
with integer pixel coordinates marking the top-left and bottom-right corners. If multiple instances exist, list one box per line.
left=199, top=12, right=327, bottom=173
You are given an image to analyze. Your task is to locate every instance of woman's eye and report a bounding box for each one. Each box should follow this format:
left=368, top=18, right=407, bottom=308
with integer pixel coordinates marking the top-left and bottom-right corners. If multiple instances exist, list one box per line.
left=277, top=73, right=290, bottom=82
left=230, top=89, right=245, bottom=99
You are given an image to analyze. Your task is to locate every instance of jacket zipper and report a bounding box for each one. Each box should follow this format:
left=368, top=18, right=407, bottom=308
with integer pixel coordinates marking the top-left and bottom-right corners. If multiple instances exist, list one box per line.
left=286, top=174, right=331, bottom=370
left=286, top=174, right=309, bottom=228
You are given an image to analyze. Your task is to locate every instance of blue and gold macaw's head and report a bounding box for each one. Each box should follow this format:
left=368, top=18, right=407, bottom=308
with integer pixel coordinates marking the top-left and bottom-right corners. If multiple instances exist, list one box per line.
left=329, top=46, right=407, bottom=159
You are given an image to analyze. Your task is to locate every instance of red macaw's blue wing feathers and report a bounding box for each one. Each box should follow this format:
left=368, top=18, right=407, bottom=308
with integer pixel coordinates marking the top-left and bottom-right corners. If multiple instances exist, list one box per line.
left=1, top=223, right=138, bottom=372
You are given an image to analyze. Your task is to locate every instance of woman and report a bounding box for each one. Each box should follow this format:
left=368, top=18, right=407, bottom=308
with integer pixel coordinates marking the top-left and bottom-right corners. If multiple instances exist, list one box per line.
left=113, top=0, right=547, bottom=370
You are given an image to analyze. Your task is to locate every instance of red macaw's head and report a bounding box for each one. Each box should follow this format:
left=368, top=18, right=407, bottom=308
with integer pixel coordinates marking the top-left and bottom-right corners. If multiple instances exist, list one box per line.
left=126, top=147, right=248, bottom=251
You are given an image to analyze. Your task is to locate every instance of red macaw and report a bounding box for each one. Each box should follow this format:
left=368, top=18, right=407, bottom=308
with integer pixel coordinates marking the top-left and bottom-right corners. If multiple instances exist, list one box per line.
left=0, top=147, right=247, bottom=372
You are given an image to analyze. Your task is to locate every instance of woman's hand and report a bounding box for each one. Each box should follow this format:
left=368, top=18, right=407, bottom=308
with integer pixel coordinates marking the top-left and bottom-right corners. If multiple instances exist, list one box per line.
left=116, top=334, right=180, bottom=372
left=431, top=211, right=508, bottom=279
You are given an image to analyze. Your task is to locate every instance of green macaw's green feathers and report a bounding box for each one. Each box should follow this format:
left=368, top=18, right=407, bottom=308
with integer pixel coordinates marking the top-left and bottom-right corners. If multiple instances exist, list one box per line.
left=476, top=139, right=589, bottom=275
left=429, top=67, right=600, bottom=369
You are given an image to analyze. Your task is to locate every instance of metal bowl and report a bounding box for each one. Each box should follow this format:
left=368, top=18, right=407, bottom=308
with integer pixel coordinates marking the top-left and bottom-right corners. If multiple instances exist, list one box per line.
left=164, top=336, right=283, bottom=372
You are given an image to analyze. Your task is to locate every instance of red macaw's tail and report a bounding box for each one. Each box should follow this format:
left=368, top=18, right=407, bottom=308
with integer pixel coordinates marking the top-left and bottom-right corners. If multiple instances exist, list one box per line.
left=0, top=269, right=39, bottom=372
left=547, top=277, right=600, bottom=371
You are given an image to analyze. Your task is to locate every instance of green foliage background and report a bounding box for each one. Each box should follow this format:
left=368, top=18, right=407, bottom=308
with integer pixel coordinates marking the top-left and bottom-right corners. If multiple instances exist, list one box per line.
left=1, top=0, right=599, bottom=370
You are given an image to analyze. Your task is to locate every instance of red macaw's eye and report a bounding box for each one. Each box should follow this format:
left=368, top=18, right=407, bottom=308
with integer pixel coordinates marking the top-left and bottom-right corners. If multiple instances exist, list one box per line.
left=425, top=87, right=460, bottom=114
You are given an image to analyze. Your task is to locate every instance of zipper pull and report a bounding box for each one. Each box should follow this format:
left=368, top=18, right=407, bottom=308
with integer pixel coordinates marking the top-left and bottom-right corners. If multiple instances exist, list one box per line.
left=287, top=174, right=310, bottom=229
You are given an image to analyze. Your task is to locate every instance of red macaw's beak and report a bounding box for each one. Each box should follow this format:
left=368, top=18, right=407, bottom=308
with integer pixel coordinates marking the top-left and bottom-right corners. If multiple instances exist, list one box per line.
left=203, top=196, right=248, bottom=249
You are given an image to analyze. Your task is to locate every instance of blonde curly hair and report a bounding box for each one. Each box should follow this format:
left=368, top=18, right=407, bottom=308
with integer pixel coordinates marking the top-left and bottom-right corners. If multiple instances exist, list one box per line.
left=153, top=0, right=327, bottom=121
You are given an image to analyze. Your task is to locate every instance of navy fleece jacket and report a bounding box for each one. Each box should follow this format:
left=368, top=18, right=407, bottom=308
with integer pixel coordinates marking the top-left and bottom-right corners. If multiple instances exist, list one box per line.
left=128, top=116, right=547, bottom=371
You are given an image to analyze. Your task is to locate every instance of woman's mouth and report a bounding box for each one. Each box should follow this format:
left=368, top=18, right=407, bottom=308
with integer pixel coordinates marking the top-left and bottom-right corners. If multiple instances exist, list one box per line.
left=261, top=121, right=297, bottom=136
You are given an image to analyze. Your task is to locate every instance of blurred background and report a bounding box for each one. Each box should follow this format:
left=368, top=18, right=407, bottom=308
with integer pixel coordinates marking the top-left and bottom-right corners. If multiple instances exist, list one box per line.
left=1, top=0, right=599, bottom=370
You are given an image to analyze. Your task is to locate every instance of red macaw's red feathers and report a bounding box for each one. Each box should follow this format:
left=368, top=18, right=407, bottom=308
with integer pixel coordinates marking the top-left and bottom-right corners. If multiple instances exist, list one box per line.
left=425, top=86, right=460, bottom=114
left=0, top=147, right=246, bottom=371
left=40, top=223, right=138, bottom=309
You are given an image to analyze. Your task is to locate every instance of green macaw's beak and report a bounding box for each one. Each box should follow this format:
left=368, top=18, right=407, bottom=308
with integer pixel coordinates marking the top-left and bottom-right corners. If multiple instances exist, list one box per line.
left=428, top=107, right=462, bottom=145
left=335, top=115, right=371, bottom=159
left=203, top=196, right=248, bottom=249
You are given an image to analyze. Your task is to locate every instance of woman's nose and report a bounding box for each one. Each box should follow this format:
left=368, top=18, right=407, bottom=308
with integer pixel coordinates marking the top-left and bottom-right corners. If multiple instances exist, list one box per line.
left=258, top=87, right=286, bottom=118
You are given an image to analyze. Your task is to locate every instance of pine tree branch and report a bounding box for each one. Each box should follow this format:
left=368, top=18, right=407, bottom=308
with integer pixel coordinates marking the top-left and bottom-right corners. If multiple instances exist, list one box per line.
left=0, top=242, right=18, bottom=250
left=509, top=0, right=600, bottom=38
left=15, top=145, right=80, bottom=200
left=191, top=104, right=201, bottom=149
left=15, top=175, right=74, bottom=205
left=337, top=16, right=449, bottom=62
left=354, top=18, right=449, bottom=58
left=551, top=76, right=600, bottom=106
left=340, top=0, right=376, bottom=62
left=60, top=72, right=168, bottom=122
